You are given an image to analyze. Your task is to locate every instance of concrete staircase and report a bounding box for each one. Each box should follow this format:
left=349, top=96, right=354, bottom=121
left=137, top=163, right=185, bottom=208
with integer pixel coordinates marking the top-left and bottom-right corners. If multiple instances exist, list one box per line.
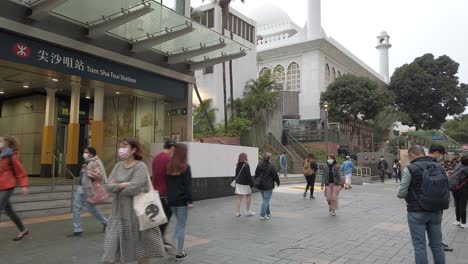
left=4, top=183, right=112, bottom=220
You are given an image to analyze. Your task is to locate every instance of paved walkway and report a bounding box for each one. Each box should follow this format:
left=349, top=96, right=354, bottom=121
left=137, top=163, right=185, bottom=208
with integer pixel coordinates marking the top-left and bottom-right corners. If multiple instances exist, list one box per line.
left=1, top=182, right=467, bottom=264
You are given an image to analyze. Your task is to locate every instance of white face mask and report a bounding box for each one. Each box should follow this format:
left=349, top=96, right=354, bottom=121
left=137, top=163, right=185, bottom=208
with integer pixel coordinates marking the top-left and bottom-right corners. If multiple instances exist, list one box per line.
left=83, top=153, right=89, bottom=160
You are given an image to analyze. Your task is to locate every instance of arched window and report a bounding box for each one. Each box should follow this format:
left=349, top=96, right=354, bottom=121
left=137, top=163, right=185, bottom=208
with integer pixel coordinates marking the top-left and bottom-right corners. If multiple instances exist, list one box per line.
left=273, top=65, right=286, bottom=89
left=325, top=64, right=331, bottom=82
left=338, top=70, right=342, bottom=77
left=287, top=62, right=301, bottom=91
left=332, top=67, right=336, bottom=79
left=259, top=67, right=271, bottom=77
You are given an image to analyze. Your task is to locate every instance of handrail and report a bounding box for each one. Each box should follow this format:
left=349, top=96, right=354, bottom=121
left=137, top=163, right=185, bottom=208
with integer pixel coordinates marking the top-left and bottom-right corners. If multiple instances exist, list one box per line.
left=286, top=132, right=309, bottom=160
left=267, top=133, right=294, bottom=158
left=47, top=152, right=77, bottom=212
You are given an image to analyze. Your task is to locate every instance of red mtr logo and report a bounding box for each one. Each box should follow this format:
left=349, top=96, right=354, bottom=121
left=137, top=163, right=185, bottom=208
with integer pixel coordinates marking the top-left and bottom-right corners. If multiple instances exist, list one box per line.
left=13, top=43, right=31, bottom=58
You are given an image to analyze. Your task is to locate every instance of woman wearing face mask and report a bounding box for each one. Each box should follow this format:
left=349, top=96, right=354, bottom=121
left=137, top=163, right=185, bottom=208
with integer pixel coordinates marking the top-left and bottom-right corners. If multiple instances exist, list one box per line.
left=166, top=143, right=193, bottom=261
left=321, top=155, right=342, bottom=216
left=102, top=138, right=165, bottom=264
left=68, top=147, right=109, bottom=237
left=0, top=136, right=29, bottom=241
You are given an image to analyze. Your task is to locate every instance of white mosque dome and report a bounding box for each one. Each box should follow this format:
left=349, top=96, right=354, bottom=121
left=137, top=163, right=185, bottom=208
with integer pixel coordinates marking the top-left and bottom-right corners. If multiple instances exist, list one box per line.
left=248, top=4, right=295, bottom=27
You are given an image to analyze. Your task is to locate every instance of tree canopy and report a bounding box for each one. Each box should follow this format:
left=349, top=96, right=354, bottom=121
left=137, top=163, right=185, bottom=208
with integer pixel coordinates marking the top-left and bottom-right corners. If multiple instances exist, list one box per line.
left=443, top=115, right=468, bottom=143
left=320, top=74, right=392, bottom=122
left=389, top=53, right=467, bottom=130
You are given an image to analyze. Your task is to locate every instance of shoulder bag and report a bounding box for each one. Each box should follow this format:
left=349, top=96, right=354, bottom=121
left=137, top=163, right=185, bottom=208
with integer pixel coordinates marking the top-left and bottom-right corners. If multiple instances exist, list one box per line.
left=231, top=163, right=246, bottom=188
left=133, top=166, right=168, bottom=231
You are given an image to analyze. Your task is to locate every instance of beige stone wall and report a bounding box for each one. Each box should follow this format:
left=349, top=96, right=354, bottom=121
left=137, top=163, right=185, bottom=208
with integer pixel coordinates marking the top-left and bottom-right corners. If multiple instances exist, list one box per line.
left=0, top=95, right=46, bottom=175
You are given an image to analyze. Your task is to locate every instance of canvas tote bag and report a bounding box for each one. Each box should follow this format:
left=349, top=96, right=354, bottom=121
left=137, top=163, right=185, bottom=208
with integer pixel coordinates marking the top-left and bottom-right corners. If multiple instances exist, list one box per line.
left=133, top=168, right=168, bottom=231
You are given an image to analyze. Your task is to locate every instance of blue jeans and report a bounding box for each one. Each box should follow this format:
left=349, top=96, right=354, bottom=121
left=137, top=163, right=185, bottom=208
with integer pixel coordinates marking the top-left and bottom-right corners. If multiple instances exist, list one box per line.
left=73, top=188, right=108, bottom=233
left=260, top=190, right=272, bottom=217
left=171, top=206, right=188, bottom=254
left=407, top=212, right=445, bottom=264
left=280, top=166, right=287, bottom=177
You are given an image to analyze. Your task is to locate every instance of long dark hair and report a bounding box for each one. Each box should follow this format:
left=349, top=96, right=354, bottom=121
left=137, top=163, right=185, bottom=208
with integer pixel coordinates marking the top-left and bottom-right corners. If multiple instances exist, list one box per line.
left=238, top=153, right=248, bottom=163
left=167, top=143, right=188, bottom=175
left=120, top=137, right=144, bottom=161
left=326, top=155, right=337, bottom=165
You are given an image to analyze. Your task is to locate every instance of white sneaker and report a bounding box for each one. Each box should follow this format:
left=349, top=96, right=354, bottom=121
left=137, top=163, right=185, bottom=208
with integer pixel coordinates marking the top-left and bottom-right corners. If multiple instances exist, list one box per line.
left=461, top=223, right=467, bottom=228
left=454, top=221, right=461, bottom=226
left=260, top=216, right=270, bottom=220
left=246, top=211, right=255, bottom=216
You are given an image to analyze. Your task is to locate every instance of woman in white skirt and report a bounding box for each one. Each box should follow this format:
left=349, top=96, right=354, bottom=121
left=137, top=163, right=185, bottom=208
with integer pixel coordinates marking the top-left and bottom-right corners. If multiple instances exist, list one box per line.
left=234, top=153, right=255, bottom=217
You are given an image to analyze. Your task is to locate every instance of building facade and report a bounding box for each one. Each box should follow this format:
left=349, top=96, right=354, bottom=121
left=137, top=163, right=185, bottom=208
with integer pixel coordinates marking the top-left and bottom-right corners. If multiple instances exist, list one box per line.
left=0, top=0, right=251, bottom=177
left=252, top=1, right=390, bottom=122
left=192, top=2, right=257, bottom=123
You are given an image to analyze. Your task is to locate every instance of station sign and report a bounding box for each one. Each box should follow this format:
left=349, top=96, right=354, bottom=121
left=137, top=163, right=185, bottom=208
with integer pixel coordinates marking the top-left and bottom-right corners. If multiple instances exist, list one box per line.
left=0, top=30, right=187, bottom=99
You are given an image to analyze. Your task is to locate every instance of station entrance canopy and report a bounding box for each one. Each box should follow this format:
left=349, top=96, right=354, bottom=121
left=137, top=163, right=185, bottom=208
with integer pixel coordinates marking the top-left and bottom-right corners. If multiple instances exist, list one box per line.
left=9, top=0, right=249, bottom=70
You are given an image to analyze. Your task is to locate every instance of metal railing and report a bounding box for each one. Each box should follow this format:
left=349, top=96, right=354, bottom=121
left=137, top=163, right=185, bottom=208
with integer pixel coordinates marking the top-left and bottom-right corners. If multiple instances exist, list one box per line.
left=267, top=133, right=294, bottom=160
left=48, top=152, right=77, bottom=212
left=286, top=132, right=309, bottom=160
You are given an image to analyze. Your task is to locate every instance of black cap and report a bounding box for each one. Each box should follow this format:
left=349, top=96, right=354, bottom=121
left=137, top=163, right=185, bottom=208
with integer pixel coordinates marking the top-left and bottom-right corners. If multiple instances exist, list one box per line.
left=164, top=139, right=176, bottom=149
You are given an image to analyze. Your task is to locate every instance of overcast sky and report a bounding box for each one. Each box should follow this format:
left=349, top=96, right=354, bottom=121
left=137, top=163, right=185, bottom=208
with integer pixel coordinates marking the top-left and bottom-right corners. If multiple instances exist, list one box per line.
left=192, top=0, right=468, bottom=83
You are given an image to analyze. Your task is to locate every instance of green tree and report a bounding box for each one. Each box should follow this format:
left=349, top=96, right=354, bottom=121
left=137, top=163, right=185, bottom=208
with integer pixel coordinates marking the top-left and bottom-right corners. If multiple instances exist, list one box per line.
left=443, top=115, right=468, bottom=143
left=321, top=74, right=392, bottom=122
left=193, top=99, right=217, bottom=137
left=389, top=54, right=467, bottom=130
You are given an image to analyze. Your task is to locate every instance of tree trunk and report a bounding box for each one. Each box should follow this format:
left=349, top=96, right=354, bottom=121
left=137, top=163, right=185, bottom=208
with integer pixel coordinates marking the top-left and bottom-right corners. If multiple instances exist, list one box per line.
left=228, top=13, right=234, bottom=120
left=221, top=4, right=229, bottom=130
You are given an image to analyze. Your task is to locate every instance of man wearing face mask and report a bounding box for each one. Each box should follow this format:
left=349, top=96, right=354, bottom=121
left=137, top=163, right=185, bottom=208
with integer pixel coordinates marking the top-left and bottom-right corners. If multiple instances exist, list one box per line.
left=68, top=147, right=109, bottom=237
left=428, top=144, right=453, bottom=252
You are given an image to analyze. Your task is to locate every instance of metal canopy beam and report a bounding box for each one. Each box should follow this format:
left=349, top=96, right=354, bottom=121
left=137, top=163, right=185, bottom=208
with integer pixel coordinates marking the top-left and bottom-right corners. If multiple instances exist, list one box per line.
left=167, top=41, right=227, bottom=64
left=87, top=6, right=153, bottom=39
left=29, top=0, right=68, bottom=20
left=131, top=25, right=194, bottom=53
left=189, top=52, right=247, bottom=71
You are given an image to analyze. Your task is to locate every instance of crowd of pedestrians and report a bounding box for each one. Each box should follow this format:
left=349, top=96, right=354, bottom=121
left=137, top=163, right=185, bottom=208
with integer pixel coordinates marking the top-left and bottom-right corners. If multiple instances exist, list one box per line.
left=1, top=134, right=468, bottom=264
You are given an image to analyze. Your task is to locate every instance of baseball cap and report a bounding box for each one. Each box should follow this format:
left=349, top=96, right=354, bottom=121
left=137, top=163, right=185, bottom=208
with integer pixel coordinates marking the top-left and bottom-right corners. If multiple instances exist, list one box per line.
left=164, top=139, right=176, bottom=149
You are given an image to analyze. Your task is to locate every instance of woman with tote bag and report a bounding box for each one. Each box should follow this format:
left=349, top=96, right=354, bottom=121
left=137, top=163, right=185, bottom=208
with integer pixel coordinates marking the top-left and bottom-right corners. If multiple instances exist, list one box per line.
left=102, top=137, right=165, bottom=264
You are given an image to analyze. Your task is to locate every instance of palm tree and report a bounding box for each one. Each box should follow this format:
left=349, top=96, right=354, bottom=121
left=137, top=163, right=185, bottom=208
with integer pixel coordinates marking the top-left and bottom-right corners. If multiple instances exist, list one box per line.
left=203, top=0, right=245, bottom=129
left=243, top=75, right=281, bottom=146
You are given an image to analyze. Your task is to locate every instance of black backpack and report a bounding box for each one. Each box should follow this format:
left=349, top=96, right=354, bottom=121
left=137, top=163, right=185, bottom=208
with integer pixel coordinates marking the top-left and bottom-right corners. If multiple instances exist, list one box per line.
left=412, top=161, right=449, bottom=211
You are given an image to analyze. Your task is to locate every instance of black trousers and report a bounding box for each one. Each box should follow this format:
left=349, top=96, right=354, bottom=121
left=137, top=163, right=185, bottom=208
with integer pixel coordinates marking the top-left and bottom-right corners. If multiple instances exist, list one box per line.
left=379, top=170, right=386, bottom=182
left=453, top=189, right=468, bottom=224
left=159, top=196, right=173, bottom=238
left=0, top=188, right=25, bottom=232
left=304, top=174, right=317, bottom=197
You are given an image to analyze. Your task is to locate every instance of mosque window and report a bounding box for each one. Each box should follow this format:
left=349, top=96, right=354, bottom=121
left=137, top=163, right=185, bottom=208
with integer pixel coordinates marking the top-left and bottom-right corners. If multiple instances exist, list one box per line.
left=287, top=63, right=301, bottom=91
left=259, top=67, right=271, bottom=77
left=228, top=14, right=255, bottom=44
left=332, top=67, right=336, bottom=80
left=325, top=64, right=330, bottom=81
left=273, top=65, right=286, bottom=88
left=338, top=71, right=342, bottom=77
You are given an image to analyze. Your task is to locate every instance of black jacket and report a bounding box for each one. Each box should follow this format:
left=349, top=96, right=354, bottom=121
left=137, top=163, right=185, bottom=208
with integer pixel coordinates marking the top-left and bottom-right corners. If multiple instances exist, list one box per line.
left=167, top=166, right=193, bottom=207
left=378, top=160, right=388, bottom=171
left=235, top=162, right=253, bottom=187
left=254, top=161, right=280, bottom=190
left=406, top=156, right=434, bottom=212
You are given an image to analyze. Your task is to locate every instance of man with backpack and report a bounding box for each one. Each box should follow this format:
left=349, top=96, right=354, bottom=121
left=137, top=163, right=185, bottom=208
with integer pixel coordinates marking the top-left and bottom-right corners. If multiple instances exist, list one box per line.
left=303, top=153, right=318, bottom=199
left=398, top=145, right=448, bottom=264
left=428, top=144, right=454, bottom=251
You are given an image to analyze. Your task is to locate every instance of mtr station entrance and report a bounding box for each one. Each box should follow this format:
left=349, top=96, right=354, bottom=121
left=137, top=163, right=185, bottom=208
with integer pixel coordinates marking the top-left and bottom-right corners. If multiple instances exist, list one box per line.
left=0, top=31, right=190, bottom=178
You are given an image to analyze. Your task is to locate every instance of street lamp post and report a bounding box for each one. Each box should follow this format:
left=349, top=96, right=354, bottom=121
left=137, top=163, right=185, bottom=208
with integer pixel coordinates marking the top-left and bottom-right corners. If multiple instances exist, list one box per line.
left=323, top=101, right=329, bottom=155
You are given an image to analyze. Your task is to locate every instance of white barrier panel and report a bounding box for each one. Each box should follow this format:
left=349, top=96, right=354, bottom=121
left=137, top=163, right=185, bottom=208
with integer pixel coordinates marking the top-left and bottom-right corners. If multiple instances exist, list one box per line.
left=151, top=143, right=259, bottom=178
